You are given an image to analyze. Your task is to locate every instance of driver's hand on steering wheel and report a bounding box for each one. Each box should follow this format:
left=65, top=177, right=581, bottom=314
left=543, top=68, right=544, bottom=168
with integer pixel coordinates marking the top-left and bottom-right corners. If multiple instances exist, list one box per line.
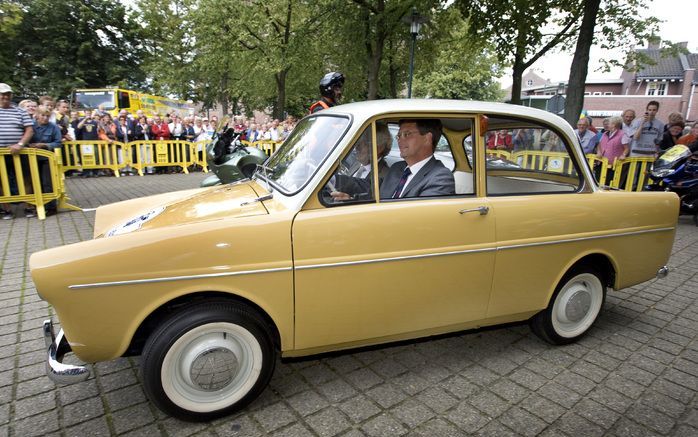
left=330, top=191, right=352, bottom=201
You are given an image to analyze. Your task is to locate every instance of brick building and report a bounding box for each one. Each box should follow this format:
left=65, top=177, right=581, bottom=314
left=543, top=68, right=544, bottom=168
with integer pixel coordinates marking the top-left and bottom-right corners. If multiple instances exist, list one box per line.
left=512, top=42, right=698, bottom=125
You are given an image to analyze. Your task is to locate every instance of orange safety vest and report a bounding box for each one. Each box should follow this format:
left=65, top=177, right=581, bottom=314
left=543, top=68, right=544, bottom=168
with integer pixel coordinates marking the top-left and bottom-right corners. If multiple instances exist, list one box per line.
left=309, top=99, right=330, bottom=114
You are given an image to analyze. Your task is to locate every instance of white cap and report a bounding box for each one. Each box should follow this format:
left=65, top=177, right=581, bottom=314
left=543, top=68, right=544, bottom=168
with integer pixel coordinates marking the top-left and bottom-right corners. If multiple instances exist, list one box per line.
left=0, top=83, right=12, bottom=93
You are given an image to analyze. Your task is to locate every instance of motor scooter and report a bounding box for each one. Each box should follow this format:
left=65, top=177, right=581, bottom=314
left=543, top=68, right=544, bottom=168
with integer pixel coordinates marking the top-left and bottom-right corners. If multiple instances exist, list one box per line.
left=645, top=144, right=698, bottom=225
left=200, top=123, right=268, bottom=187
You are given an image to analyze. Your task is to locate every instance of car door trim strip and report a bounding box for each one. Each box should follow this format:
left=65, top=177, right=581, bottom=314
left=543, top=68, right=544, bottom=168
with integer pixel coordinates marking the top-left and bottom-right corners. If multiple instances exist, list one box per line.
left=69, top=227, right=673, bottom=290
left=68, top=267, right=293, bottom=290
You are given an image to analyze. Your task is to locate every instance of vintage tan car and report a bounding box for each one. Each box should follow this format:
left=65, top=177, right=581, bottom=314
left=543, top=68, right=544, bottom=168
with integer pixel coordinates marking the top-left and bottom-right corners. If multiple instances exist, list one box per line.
left=31, top=100, right=678, bottom=421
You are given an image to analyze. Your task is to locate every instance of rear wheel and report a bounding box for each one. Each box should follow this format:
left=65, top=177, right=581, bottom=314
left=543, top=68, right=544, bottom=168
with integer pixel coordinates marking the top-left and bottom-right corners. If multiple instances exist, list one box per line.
left=531, top=266, right=605, bottom=345
left=141, top=301, right=276, bottom=421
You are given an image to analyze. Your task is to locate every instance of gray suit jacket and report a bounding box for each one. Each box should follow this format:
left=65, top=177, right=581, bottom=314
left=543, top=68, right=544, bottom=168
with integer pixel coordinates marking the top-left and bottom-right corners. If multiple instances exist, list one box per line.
left=379, top=157, right=455, bottom=199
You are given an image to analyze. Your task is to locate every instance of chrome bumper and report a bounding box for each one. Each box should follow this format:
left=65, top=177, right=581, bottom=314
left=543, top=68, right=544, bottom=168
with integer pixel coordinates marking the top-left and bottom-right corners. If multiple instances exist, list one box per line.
left=43, top=319, right=90, bottom=384
left=656, top=266, right=669, bottom=279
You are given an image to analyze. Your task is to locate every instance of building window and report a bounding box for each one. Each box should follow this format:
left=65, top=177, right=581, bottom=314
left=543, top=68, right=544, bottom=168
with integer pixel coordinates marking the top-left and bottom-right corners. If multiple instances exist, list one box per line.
left=647, top=82, right=667, bottom=96
left=604, top=92, right=613, bottom=95
left=593, top=92, right=602, bottom=95
left=584, top=92, right=591, bottom=96
left=526, top=79, right=533, bottom=86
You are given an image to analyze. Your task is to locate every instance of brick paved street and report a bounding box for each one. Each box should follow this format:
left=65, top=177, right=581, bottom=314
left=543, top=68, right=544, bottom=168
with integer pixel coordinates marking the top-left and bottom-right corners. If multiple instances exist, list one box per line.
left=1, top=173, right=697, bottom=437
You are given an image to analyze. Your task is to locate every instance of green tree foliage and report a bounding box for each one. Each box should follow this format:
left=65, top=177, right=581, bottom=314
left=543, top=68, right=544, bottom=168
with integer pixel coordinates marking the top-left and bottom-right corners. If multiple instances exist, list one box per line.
left=135, top=0, right=196, bottom=99
left=412, top=8, right=502, bottom=101
left=8, top=0, right=146, bottom=99
left=456, top=0, right=583, bottom=105
left=563, top=0, right=668, bottom=125
left=0, top=2, right=24, bottom=87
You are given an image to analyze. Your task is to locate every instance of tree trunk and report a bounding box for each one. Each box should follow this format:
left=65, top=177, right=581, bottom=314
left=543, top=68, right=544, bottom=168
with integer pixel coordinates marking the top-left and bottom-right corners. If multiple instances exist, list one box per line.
left=220, top=74, right=229, bottom=115
left=564, top=0, right=601, bottom=126
left=274, top=68, right=288, bottom=120
left=510, top=55, right=525, bottom=105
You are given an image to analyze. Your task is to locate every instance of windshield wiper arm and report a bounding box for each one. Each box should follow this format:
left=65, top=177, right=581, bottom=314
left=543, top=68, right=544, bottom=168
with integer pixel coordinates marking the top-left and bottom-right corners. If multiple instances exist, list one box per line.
left=240, top=193, right=273, bottom=207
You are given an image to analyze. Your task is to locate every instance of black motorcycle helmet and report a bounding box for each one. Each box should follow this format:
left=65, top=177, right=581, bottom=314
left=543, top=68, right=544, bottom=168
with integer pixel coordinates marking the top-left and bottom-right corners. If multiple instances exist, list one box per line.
left=319, top=72, right=345, bottom=99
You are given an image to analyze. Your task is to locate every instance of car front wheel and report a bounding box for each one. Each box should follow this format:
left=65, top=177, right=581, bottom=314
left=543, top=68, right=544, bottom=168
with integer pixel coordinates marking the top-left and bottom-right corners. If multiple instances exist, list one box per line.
left=531, top=267, right=606, bottom=345
left=141, top=301, right=276, bottom=421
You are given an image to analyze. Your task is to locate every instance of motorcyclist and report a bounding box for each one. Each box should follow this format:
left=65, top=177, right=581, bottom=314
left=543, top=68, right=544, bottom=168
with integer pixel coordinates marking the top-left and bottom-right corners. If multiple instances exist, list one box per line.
left=310, top=72, right=344, bottom=113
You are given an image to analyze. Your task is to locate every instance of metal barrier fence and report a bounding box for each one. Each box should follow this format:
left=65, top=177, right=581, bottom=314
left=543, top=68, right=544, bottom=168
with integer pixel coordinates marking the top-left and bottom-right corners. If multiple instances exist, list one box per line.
left=488, top=150, right=654, bottom=192
left=59, top=139, right=282, bottom=176
left=0, top=148, right=79, bottom=220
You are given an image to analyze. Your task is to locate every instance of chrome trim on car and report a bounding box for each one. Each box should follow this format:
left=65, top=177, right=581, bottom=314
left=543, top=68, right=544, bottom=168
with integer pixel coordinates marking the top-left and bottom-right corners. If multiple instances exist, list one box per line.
left=69, top=266, right=293, bottom=290
left=43, top=319, right=90, bottom=384
left=69, top=227, right=674, bottom=289
left=496, top=227, right=675, bottom=251
left=295, top=247, right=497, bottom=271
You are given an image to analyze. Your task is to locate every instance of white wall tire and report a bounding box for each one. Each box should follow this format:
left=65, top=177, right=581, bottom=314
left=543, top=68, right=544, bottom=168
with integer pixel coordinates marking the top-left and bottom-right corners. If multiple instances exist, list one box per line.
left=141, top=301, right=276, bottom=421
left=531, top=267, right=606, bottom=345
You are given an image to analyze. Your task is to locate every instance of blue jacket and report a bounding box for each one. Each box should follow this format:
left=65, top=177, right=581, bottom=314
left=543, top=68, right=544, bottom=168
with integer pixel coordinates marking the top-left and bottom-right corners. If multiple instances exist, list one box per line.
left=31, top=121, right=62, bottom=150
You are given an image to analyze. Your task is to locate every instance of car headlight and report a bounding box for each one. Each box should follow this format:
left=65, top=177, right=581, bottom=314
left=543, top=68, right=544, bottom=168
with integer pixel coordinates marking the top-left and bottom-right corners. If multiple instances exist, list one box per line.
left=106, top=206, right=166, bottom=237
left=651, top=168, right=674, bottom=178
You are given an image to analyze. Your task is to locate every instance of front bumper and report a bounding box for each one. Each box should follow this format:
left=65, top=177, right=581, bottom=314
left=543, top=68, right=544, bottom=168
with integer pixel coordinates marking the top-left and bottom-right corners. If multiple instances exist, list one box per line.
left=43, top=319, right=90, bottom=384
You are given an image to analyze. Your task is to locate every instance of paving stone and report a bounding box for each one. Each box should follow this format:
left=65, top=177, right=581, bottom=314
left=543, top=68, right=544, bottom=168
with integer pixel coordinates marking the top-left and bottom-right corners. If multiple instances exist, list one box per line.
left=409, top=418, right=463, bottom=437
left=555, top=412, right=606, bottom=437
left=366, top=383, right=407, bottom=409
left=64, top=416, right=110, bottom=437
left=468, top=389, right=510, bottom=418
left=625, top=403, right=676, bottom=434
left=573, top=398, right=620, bottom=430
left=489, top=379, right=529, bottom=403
left=269, top=422, right=315, bottom=437
left=12, top=409, right=60, bottom=437
left=339, top=395, right=381, bottom=423
left=62, top=396, right=105, bottom=427
left=13, top=393, right=56, bottom=418
left=214, top=415, right=262, bottom=436
left=390, top=399, right=435, bottom=429
left=445, top=401, right=490, bottom=433
left=361, top=412, right=407, bottom=437
left=497, top=406, right=547, bottom=437
left=519, top=393, right=566, bottom=424
left=390, top=371, right=430, bottom=396
left=306, top=407, right=350, bottom=437
left=344, top=368, right=383, bottom=391
left=111, top=403, right=156, bottom=434
left=414, top=386, right=458, bottom=414
left=286, top=390, right=329, bottom=417
left=251, top=402, right=296, bottom=433
left=317, top=378, right=357, bottom=403
left=104, top=384, right=147, bottom=412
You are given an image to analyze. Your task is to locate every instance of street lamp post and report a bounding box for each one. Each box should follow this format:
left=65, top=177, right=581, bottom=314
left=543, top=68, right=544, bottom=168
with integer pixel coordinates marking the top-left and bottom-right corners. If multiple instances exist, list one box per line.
left=403, top=7, right=425, bottom=98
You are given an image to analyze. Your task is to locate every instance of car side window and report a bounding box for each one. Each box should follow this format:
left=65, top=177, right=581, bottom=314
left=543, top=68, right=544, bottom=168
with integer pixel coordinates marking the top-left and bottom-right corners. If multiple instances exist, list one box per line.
left=483, top=117, right=582, bottom=195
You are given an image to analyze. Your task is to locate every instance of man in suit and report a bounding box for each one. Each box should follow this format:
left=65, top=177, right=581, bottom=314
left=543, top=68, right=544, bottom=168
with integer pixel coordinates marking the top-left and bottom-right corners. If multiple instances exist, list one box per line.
left=330, top=123, right=392, bottom=202
left=379, top=119, right=454, bottom=199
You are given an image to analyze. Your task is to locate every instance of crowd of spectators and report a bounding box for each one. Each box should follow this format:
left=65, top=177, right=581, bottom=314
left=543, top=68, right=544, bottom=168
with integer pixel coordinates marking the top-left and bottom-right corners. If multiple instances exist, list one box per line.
left=1, top=87, right=298, bottom=219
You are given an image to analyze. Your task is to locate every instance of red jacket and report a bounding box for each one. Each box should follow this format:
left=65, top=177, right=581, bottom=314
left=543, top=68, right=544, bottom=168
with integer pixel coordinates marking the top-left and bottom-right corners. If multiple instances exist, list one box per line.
left=151, top=122, right=171, bottom=140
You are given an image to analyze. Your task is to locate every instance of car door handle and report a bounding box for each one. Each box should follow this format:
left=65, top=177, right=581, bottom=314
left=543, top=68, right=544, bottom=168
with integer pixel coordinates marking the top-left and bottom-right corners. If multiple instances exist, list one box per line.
left=459, top=206, right=489, bottom=216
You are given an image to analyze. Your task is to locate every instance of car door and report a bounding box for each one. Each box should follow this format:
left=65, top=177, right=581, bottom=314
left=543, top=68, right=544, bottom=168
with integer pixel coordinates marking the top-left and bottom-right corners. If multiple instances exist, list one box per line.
left=291, top=118, right=496, bottom=351
left=480, top=118, right=588, bottom=319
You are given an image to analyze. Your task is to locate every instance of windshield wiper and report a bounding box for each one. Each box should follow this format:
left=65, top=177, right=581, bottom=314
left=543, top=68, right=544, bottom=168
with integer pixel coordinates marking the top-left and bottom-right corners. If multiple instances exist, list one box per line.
left=240, top=193, right=273, bottom=207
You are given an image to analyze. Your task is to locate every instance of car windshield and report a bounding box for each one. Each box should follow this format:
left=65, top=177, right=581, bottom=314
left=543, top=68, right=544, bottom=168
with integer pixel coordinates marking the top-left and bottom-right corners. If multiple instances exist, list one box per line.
left=260, top=115, right=350, bottom=194
left=75, top=91, right=115, bottom=110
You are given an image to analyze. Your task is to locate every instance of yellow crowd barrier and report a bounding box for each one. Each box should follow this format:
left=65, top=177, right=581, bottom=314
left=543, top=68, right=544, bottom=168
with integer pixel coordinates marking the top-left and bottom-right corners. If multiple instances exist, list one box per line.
left=485, top=150, right=655, bottom=191
left=0, top=148, right=79, bottom=220
left=59, top=139, right=282, bottom=176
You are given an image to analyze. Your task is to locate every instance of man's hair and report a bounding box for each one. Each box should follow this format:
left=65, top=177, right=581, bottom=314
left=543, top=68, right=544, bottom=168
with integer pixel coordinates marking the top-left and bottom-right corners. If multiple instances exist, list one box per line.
left=647, top=100, right=660, bottom=110
left=399, top=118, right=442, bottom=150
left=609, top=116, right=623, bottom=130
left=622, top=109, right=635, bottom=117
left=38, top=95, right=55, bottom=104
left=375, top=122, right=391, bottom=157
left=577, top=118, right=589, bottom=126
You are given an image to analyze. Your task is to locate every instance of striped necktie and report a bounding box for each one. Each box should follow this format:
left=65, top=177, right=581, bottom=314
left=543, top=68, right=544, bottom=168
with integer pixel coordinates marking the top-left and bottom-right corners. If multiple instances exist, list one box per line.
left=392, top=167, right=411, bottom=198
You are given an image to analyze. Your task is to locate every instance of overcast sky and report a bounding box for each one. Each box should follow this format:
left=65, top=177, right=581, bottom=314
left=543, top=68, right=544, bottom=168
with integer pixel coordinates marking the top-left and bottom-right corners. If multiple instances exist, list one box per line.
left=500, top=0, right=698, bottom=87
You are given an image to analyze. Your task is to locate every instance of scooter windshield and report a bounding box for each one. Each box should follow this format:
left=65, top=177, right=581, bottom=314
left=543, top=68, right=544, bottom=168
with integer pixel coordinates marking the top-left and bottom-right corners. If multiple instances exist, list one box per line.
left=261, top=115, right=350, bottom=194
left=655, top=144, right=691, bottom=170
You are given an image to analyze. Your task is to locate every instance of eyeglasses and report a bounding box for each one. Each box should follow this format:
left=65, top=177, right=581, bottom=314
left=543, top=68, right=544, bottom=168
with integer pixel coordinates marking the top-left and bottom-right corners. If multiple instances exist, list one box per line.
left=395, top=130, right=421, bottom=140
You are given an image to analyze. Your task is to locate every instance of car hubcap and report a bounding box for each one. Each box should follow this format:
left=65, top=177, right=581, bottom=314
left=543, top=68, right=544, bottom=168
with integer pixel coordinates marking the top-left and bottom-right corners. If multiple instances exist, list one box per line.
left=189, top=347, right=239, bottom=391
left=552, top=273, right=603, bottom=338
left=161, top=322, right=263, bottom=413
